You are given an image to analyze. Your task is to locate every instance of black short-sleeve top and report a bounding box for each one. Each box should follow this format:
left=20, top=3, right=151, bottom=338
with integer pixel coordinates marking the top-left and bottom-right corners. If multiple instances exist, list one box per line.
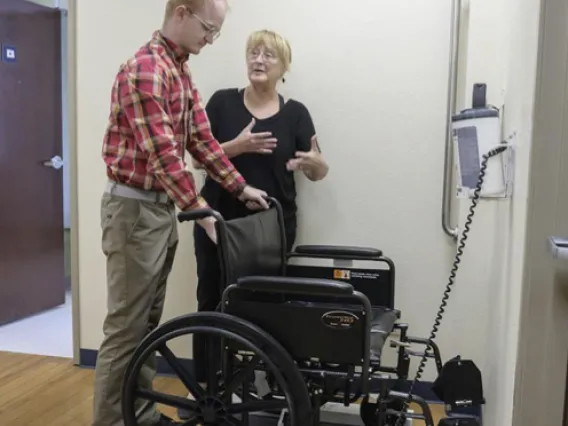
left=200, top=88, right=316, bottom=226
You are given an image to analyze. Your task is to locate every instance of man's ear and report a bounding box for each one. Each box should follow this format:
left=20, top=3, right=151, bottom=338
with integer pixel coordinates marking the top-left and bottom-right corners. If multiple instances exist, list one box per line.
left=176, top=5, right=189, bottom=18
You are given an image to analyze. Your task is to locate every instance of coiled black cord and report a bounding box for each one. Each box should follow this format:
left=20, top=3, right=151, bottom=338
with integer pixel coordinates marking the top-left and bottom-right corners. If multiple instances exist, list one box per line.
left=393, top=145, right=508, bottom=426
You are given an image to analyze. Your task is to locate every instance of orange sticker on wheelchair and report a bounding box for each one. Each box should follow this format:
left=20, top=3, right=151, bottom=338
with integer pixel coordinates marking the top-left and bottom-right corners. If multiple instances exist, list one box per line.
left=333, top=269, right=351, bottom=280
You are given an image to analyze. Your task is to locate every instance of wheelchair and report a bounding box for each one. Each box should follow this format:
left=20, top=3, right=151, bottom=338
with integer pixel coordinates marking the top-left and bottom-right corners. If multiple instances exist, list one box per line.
left=121, top=197, right=484, bottom=426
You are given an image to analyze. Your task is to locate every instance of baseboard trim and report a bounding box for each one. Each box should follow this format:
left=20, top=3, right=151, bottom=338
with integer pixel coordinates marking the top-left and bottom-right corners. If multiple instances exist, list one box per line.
left=79, top=348, right=193, bottom=377
left=79, top=348, right=482, bottom=421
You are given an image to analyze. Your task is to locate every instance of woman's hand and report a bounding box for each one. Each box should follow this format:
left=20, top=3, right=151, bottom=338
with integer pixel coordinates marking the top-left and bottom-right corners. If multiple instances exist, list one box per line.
left=193, top=118, right=277, bottom=168
left=286, top=135, right=329, bottom=181
left=234, top=118, right=278, bottom=155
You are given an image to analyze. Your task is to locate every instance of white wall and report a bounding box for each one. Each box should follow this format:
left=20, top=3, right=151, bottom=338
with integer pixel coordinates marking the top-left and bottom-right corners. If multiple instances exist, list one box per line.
left=199, top=0, right=464, bottom=378
left=74, top=3, right=540, bottom=421
left=77, top=0, right=460, bottom=377
left=76, top=1, right=190, bottom=353
left=450, top=0, right=541, bottom=425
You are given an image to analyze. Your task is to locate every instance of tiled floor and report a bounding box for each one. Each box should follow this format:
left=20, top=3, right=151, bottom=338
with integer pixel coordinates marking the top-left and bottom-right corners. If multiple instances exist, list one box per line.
left=0, top=291, right=73, bottom=358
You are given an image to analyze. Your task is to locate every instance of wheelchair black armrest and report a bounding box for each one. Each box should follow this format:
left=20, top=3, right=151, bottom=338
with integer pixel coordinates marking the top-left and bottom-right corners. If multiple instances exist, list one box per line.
left=293, top=245, right=383, bottom=259
left=177, top=208, right=224, bottom=223
left=236, top=276, right=354, bottom=296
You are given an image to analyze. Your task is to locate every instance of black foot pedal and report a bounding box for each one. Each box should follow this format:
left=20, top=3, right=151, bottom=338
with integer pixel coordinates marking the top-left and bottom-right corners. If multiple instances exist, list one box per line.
left=433, top=356, right=485, bottom=409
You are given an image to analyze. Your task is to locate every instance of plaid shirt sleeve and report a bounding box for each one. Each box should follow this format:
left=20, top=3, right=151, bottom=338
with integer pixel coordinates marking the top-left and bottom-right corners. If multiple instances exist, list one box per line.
left=187, top=85, right=247, bottom=194
left=119, top=62, right=210, bottom=211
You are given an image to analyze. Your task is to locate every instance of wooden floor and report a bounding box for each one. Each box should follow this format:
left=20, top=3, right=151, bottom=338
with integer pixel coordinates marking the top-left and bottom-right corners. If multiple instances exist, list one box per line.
left=0, top=351, right=446, bottom=425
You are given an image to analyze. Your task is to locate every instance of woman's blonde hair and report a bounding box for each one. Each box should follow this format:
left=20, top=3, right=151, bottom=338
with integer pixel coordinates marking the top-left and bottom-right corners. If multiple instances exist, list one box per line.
left=246, top=29, right=292, bottom=74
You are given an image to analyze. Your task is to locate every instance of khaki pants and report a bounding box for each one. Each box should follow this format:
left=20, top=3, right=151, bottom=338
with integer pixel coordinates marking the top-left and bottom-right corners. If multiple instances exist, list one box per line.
left=92, top=192, right=178, bottom=426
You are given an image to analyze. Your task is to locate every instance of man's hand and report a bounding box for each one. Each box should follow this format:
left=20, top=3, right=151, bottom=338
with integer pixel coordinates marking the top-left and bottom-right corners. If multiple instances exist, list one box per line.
left=197, top=216, right=218, bottom=244
left=238, top=185, right=269, bottom=210
left=234, top=118, right=278, bottom=155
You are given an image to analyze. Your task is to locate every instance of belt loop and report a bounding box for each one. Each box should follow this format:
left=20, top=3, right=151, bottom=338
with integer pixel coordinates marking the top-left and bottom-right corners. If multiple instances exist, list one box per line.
left=109, top=181, right=117, bottom=195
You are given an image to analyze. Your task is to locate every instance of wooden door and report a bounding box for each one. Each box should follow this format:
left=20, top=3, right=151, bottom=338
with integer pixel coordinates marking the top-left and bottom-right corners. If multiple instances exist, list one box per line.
left=0, top=0, right=65, bottom=325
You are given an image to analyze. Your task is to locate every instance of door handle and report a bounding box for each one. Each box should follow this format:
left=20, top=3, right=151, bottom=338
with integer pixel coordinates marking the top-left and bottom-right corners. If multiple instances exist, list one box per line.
left=42, top=155, right=64, bottom=170
left=548, top=236, right=568, bottom=260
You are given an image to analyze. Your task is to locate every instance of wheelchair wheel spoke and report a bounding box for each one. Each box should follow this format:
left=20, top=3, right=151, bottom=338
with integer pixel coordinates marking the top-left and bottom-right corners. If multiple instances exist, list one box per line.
left=222, top=354, right=261, bottom=400
left=134, top=388, right=199, bottom=411
left=157, top=343, right=206, bottom=400
left=226, top=399, right=288, bottom=415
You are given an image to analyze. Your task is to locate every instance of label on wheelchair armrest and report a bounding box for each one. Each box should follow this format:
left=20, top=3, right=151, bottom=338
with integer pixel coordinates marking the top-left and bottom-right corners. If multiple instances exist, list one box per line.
left=333, top=269, right=380, bottom=280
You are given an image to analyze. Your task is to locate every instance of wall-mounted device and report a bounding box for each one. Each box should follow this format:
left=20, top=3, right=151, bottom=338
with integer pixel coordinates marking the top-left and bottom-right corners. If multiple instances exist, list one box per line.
left=452, top=83, right=514, bottom=199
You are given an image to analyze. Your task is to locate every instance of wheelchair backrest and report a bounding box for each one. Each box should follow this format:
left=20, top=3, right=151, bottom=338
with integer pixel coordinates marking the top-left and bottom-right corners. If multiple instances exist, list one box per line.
left=216, top=199, right=287, bottom=289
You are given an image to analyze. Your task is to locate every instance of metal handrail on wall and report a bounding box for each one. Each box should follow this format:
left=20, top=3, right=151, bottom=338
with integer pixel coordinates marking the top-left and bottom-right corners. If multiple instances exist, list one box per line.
left=441, top=0, right=462, bottom=240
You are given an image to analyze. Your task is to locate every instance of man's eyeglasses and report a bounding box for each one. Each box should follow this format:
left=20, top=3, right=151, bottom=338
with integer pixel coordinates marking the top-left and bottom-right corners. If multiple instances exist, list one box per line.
left=186, top=7, right=221, bottom=41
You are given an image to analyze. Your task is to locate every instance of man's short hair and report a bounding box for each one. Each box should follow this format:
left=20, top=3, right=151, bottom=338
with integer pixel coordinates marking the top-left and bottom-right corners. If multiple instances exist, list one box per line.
left=164, top=0, right=205, bottom=18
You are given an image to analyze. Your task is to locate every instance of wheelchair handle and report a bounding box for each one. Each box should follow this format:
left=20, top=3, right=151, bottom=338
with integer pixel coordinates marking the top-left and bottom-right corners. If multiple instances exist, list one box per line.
left=177, top=196, right=280, bottom=224
left=262, top=195, right=279, bottom=207
left=177, top=208, right=224, bottom=223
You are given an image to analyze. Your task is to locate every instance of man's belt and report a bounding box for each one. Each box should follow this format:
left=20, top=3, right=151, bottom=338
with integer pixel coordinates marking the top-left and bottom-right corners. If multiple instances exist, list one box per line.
left=105, top=180, right=170, bottom=204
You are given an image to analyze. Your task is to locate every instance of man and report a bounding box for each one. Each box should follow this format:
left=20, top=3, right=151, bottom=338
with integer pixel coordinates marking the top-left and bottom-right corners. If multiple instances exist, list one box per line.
left=92, top=1, right=269, bottom=425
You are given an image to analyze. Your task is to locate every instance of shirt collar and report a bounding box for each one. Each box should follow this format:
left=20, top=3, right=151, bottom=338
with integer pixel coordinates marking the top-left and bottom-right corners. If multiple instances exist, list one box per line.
left=153, top=30, right=189, bottom=64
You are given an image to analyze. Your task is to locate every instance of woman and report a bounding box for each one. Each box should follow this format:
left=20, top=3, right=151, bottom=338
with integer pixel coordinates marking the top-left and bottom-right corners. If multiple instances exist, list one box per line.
left=189, top=29, right=329, bottom=398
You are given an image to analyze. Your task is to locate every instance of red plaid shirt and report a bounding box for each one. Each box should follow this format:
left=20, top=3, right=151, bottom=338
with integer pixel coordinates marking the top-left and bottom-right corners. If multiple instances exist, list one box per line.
left=102, top=30, right=246, bottom=211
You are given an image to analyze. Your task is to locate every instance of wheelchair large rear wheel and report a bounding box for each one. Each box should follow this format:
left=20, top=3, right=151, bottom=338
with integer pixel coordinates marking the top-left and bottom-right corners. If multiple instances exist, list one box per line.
left=121, top=312, right=311, bottom=426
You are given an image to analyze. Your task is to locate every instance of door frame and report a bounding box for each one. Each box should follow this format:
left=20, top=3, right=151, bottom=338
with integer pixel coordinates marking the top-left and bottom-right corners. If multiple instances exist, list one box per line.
left=513, top=0, right=568, bottom=424
left=64, top=0, right=80, bottom=365
left=7, top=0, right=79, bottom=361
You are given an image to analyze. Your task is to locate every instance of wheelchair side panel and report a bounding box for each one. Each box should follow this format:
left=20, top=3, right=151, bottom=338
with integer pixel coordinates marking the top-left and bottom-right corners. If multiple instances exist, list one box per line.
left=225, top=295, right=367, bottom=366
left=286, top=264, right=394, bottom=309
